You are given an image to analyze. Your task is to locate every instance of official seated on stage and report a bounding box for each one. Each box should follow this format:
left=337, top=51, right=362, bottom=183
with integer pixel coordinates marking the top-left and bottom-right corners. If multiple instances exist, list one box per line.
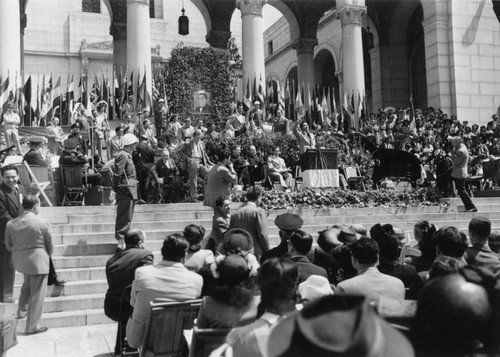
left=245, top=145, right=269, bottom=186
left=153, top=148, right=182, bottom=202
left=23, top=137, right=50, bottom=167
left=59, top=139, right=88, bottom=167
left=267, top=147, right=292, bottom=190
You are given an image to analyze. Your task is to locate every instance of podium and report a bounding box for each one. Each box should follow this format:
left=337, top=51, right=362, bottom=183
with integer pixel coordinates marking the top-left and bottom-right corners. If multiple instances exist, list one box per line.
left=299, top=149, right=339, bottom=188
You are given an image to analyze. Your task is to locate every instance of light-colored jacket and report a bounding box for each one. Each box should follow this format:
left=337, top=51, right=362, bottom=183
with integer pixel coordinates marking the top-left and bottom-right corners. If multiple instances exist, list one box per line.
left=5, top=211, right=53, bottom=275
left=451, top=143, right=469, bottom=179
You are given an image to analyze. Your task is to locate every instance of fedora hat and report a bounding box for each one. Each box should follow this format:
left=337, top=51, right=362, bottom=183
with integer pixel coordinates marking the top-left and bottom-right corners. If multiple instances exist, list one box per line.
left=268, top=295, right=414, bottom=357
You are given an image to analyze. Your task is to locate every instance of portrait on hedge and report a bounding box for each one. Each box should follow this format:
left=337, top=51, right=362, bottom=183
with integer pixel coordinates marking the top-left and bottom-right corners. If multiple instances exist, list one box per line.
left=193, top=90, right=212, bottom=114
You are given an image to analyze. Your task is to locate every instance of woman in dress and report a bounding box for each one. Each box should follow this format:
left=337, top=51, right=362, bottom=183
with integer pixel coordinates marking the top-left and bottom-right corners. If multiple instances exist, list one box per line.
left=45, top=116, right=64, bottom=154
left=183, top=224, right=213, bottom=273
left=2, top=102, right=22, bottom=153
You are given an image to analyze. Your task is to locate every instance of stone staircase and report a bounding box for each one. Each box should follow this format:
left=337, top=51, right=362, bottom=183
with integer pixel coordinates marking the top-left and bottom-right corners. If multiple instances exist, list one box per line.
left=12, top=197, right=500, bottom=331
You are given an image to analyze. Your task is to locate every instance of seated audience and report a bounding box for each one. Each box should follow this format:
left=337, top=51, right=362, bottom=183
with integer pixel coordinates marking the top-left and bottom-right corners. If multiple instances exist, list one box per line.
left=411, top=272, right=493, bottom=356
left=267, top=295, right=414, bottom=357
left=466, top=216, right=500, bottom=277
left=67, top=122, right=88, bottom=156
left=221, top=258, right=299, bottom=357
left=126, top=234, right=203, bottom=348
left=267, top=146, right=292, bottom=190
left=312, top=227, right=343, bottom=282
left=288, top=229, right=328, bottom=283
left=196, top=254, right=259, bottom=329
left=183, top=224, right=213, bottom=272
left=335, top=237, right=405, bottom=301
left=206, top=196, right=231, bottom=254
left=59, top=138, right=88, bottom=167
left=435, top=226, right=468, bottom=261
left=24, top=137, right=50, bottom=167
left=406, top=220, right=438, bottom=272
left=245, top=145, right=268, bottom=186
left=104, top=229, right=153, bottom=355
left=298, top=275, right=333, bottom=305
left=261, top=213, right=303, bottom=263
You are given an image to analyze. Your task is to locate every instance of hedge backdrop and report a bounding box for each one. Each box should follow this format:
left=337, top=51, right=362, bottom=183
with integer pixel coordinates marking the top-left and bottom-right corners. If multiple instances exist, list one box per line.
left=156, top=45, right=233, bottom=131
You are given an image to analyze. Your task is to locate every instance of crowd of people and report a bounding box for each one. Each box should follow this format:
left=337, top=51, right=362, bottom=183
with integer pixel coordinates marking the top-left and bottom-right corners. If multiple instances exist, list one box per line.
left=103, top=186, right=500, bottom=356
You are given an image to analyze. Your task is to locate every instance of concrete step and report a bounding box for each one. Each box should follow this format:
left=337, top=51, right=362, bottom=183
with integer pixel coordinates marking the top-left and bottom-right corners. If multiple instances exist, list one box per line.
left=15, top=267, right=105, bottom=285
left=52, top=253, right=163, bottom=269
left=14, top=280, right=108, bottom=298
left=15, top=309, right=113, bottom=331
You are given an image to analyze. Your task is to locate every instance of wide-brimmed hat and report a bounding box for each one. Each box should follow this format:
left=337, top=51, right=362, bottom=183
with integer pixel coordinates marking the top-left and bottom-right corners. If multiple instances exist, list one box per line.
left=268, top=295, right=414, bottom=357
left=221, top=228, right=253, bottom=254
left=298, top=275, right=333, bottom=302
left=338, top=225, right=358, bottom=243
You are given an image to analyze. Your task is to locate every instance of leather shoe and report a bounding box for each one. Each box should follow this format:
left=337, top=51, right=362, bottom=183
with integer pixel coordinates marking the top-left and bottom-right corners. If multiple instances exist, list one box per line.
left=16, top=311, right=27, bottom=319
left=466, top=208, right=478, bottom=212
left=48, top=280, right=66, bottom=286
left=25, top=327, right=48, bottom=335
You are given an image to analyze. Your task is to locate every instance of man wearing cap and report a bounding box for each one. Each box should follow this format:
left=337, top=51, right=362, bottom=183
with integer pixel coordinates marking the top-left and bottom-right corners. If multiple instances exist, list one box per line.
left=179, top=130, right=212, bottom=202
left=466, top=216, right=500, bottom=277
left=335, top=237, right=405, bottom=302
left=247, top=101, right=264, bottom=126
left=261, top=212, right=303, bottom=263
left=126, top=234, right=202, bottom=348
left=229, top=187, right=269, bottom=259
left=59, top=138, right=89, bottom=167
left=113, top=133, right=139, bottom=249
left=67, top=122, right=88, bottom=156
left=24, top=137, right=50, bottom=167
left=104, top=229, right=153, bottom=355
left=194, top=91, right=211, bottom=114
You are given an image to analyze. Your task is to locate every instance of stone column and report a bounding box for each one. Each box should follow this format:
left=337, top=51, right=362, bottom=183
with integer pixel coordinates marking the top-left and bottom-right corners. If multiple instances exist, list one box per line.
left=127, top=0, right=152, bottom=110
left=422, top=0, right=452, bottom=114
left=293, top=38, right=318, bottom=111
left=336, top=1, right=366, bottom=129
left=236, top=0, right=267, bottom=101
left=206, top=30, right=232, bottom=49
left=111, top=22, right=127, bottom=73
left=0, top=0, right=21, bottom=81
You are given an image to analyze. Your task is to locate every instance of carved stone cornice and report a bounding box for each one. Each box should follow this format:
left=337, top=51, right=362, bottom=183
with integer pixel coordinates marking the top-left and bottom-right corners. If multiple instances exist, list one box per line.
left=110, top=22, right=127, bottom=40
left=335, top=5, right=366, bottom=26
left=126, top=0, right=150, bottom=6
left=292, top=38, right=318, bottom=55
left=236, top=0, right=267, bottom=17
left=206, top=30, right=232, bottom=49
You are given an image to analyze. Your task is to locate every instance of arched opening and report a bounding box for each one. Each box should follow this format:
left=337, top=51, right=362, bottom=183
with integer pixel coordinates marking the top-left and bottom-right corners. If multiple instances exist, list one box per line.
left=407, top=4, right=427, bottom=109
left=314, top=48, right=340, bottom=114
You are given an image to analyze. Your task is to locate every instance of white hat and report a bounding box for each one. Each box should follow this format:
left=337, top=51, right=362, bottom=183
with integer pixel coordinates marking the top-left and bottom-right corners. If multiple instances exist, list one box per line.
left=122, top=133, right=139, bottom=146
left=298, top=275, right=334, bottom=302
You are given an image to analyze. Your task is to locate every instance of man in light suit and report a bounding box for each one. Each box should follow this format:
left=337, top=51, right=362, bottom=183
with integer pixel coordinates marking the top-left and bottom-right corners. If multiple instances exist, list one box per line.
left=335, top=237, right=405, bottom=302
left=126, top=234, right=202, bottom=348
left=293, top=116, right=316, bottom=155
left=0, top=165, right=23, bottom=303
left=451, top=136, right=477, bottom=212
left=229, top=187, right=269, bottom=259
left=179, top=130, right=213, bottom=201
left=5, top=195, right=52, bottom=335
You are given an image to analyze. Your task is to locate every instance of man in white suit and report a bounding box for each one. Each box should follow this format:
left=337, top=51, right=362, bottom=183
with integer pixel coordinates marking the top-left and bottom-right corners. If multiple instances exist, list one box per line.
left=126, top=234, right=203, bottom=348
left=335, top=237, right=405, bottom=302
left=5, top=195, right=52, bottom=335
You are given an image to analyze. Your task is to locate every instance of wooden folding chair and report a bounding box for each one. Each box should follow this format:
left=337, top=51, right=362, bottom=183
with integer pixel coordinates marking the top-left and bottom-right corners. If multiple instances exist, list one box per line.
left=188, top=327, right=230, bottom=357
left=23, top=162, right=53, bottom=207
left=14, top=162, right=53, bottom=207
left=342, top=164, right=366, bottom=191
left=139, top=299, right=202, bottom=357
left=60, top=166, right=87, bottom=206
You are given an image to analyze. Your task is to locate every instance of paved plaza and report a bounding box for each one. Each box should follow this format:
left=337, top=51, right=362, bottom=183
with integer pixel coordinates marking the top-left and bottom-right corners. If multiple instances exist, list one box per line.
left=7, top=324, right=116, bottom=357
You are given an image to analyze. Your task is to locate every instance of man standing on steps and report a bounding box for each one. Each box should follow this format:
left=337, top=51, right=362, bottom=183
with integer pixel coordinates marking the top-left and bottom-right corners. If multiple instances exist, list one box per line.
left=450, top=136, right=477, bottom=212
left=104, top=229, right=153, bottom=355
left=5, top=195, right=52, bottom=335
left=0, top=165, right=23, bottom=303
left=113, top=133, right=139, bottom=250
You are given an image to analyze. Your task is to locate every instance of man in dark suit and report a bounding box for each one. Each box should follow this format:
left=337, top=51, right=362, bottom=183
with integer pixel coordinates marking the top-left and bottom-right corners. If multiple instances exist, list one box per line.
left=5, top=195, right=52, bottom=335
left=194, top=91, right=211, bottom=114
left=229, top=187, right=269, bottom=259
left=451, top=136, right=477, bottom=212
left=0, top=165, right=23, bottom=302
left=104, top=229, right=153, bottom=355
left=466, top=216, right=500, bottom=277
left=261, top=213, right=303, bottom=263
left=288, top=229, right=328, bottom=283
left=23, top=137, right=50, bottom=167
